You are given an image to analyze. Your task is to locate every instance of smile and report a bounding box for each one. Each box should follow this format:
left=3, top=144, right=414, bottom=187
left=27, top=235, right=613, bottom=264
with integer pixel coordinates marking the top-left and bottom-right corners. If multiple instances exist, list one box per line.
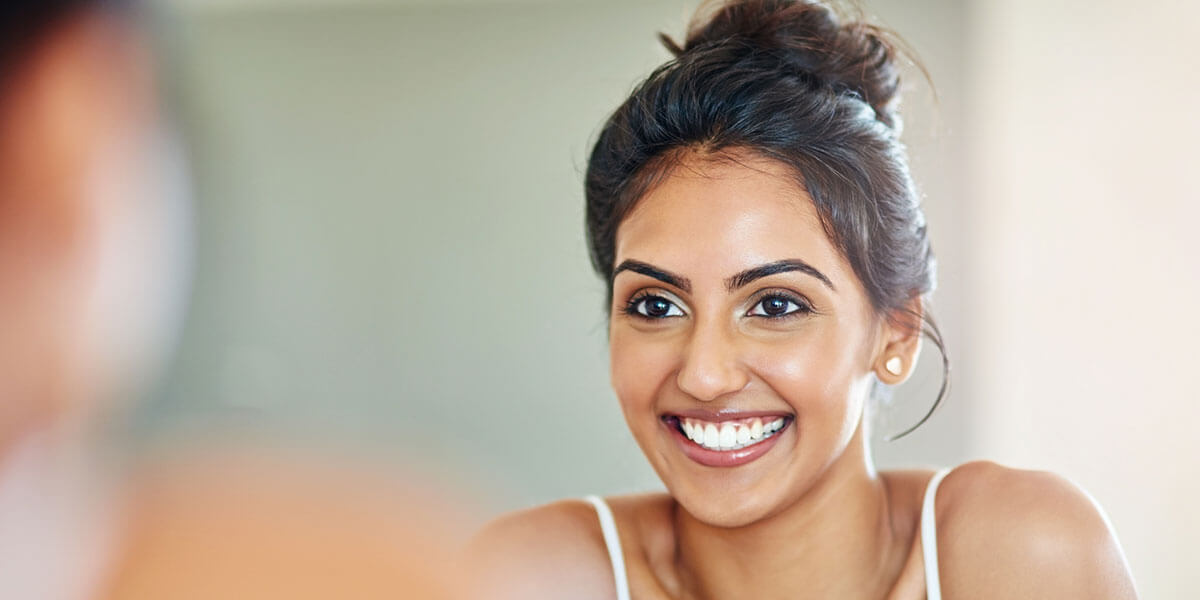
left=662, top=413, right=794, bottom=468
left=678, top=416, right=786, bottom=451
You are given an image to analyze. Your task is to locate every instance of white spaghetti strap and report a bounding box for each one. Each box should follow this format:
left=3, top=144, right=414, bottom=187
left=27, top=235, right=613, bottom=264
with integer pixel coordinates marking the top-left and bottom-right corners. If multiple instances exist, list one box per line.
left=921, top=467, right=953, bottom=600
left=583, top=495, right=631, bottom=600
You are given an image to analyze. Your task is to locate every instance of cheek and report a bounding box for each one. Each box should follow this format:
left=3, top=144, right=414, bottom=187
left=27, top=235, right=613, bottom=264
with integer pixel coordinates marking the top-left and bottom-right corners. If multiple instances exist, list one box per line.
left=608, top=325, right=677, bottom=414
left=747, top=324, right=870, bottom=428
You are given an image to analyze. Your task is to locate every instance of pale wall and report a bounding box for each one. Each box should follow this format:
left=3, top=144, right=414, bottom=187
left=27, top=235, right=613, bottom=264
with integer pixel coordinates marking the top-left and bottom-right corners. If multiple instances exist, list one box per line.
left=965, top=1, right=1200, bottom=596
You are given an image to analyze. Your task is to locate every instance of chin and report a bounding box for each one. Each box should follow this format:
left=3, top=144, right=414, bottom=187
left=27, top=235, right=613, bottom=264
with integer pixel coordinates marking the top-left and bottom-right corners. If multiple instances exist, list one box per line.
left=644, top=432, right=806, bottom=528
left=670, top=484, right=782, bottom=528
left=636, top=415, right=849, bottom=529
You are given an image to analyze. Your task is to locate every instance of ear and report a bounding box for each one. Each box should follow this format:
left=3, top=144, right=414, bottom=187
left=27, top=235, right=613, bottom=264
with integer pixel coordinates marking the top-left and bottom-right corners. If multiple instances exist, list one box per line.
left=872, top=296, right=924, bottom=385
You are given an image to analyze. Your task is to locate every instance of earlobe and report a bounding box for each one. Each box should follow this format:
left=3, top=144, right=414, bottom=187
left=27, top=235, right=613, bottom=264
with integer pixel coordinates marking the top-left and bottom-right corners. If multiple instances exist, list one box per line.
left=873, top=299, right=924, bottom=384
left=875, top=353, right=909, bottom=384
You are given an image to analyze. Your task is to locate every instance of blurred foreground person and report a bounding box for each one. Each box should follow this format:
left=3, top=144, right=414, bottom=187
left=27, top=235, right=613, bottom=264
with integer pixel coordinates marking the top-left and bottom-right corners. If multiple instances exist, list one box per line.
left=0, top=3, right=463, bottom=598
left=0, top=2, right=176, bottom=597
left=104, top=444, right=469, bottom=600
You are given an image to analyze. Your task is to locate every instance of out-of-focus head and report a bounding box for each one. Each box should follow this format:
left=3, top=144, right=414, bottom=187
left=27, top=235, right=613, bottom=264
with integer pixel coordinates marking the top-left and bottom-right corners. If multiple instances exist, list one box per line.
left=0, top=0, right=186, bottom=445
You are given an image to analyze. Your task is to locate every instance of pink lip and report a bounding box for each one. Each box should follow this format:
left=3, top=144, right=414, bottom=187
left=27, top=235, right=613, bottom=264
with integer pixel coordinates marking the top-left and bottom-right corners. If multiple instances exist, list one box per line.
left=666, top=408, right=792, bottom=423
left=661, top=415, right=792, bottom=468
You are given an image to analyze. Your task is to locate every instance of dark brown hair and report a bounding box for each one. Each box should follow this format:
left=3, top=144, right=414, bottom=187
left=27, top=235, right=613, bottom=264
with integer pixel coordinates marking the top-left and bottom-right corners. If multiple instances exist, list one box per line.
left=0, top=0, right=134, bottom=86
left=584, top=0, right=947, bottom=438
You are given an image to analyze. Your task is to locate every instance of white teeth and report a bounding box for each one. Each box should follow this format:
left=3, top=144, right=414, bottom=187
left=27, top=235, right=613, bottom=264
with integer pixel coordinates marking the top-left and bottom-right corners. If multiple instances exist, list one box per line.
left=719, top=424, right=736, bottom=449
left=679, top=417, right=788, bottom=452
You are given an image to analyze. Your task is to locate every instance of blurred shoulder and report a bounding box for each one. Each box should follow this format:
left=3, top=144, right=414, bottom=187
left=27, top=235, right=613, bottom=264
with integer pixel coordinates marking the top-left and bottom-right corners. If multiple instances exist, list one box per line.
left=934, top=460, right=1137, bottom=599
left=465, top=498, right=616, bottom=600
left=106, top=449, right=466, bottom=598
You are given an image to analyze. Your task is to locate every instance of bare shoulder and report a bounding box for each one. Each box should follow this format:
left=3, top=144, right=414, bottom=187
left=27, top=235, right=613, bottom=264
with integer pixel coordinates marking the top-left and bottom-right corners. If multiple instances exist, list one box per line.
left=464, top=498, right=615, bottom=600
left=934, top=461, right=1138, bottom=599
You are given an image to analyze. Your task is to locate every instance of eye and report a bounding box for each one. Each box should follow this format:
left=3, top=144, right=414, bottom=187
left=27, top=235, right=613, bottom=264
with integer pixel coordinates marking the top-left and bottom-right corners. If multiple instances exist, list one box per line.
left=625, top=293, right=685, bottom=319
left=747, top=293, right=810, bottom=318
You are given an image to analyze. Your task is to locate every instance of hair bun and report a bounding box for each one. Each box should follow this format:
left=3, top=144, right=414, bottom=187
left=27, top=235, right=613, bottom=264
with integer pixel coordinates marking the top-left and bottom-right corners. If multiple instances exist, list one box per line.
left=661, top=0, right=903, bottom=129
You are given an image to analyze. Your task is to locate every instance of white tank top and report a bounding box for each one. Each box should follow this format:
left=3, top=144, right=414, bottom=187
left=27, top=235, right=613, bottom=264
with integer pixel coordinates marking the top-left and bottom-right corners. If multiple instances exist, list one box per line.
left=584, top=466, right=953, bottom=600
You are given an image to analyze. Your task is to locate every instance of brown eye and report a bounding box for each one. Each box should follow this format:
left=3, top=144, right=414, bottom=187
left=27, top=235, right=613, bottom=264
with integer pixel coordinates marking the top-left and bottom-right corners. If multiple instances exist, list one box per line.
left=747, top=294, right=809, bottom=318
left=761, top=297, right=789, bottom=316
left=625, top=293, right=685, bottom=319
left=643, top=297, right=672, bottom=317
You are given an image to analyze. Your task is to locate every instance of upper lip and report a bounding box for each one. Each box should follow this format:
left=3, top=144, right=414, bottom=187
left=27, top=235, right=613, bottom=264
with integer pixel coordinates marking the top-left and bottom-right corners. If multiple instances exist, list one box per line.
left=663, top=408, right=793, bottom=422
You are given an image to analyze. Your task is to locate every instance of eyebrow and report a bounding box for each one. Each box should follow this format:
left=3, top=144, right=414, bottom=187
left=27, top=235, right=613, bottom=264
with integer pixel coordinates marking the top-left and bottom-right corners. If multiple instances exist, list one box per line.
left=612, top=258, right=835, bottom=294
left=612, top=260, right=692, bottom=293
left=725, top=259, right=836, bottom=292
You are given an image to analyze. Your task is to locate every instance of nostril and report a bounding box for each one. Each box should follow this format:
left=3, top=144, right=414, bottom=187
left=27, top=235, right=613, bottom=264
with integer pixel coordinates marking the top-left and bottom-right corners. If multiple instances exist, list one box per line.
left=675, top=325, right=750, bottom=401
left=675, top=360, right=750, bottom=402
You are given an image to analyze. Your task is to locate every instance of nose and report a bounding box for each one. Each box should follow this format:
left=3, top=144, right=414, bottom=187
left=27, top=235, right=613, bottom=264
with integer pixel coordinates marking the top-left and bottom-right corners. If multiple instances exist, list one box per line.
left=675, top=317, right=750, bottom=402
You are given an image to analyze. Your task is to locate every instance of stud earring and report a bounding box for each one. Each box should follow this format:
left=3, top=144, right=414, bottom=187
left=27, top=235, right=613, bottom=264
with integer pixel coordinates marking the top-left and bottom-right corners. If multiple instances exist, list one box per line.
left=884, top=356, right=903, bottom=376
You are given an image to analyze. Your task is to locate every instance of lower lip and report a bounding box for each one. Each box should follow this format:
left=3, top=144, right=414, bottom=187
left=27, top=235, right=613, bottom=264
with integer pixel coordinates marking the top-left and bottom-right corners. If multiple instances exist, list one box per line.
left=664, top=418, right=791, bottom=468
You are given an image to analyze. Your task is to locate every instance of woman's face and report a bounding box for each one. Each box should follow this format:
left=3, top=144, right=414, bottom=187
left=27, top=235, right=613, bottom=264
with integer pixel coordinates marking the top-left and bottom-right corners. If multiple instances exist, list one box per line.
left=609, top=152, right=887, bottom=526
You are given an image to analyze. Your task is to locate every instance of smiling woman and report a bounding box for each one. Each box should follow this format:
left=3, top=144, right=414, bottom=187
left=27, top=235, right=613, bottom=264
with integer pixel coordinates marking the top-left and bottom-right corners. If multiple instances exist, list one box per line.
left=607, top=154, right=895, bottom=529
left=466, top=1, right=1138, bottom=598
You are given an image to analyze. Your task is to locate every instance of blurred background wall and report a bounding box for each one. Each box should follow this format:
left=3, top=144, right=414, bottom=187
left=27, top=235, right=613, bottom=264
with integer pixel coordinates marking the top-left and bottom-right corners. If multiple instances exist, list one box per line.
left=139, top=0, right=1195, bottom=595
left=966, top=0, right=1200, bottom=595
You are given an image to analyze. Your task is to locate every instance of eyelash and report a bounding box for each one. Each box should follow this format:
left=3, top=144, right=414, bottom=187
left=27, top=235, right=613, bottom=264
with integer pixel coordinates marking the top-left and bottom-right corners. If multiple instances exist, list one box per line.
left=623, top=291, right=684, bottom=320
left=747, top=291, right=813, bottom=319
left=621, top=290, right=814, bottom=321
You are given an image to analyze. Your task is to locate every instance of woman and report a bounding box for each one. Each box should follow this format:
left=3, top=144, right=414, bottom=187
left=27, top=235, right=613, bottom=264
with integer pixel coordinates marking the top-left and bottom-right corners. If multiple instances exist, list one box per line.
left=469, top=1, right=1137, bottom=598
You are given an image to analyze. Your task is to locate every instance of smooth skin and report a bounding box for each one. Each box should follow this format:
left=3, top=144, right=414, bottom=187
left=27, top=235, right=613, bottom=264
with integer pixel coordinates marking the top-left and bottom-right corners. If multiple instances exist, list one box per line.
left=468, top=151, right=1137, bottom=599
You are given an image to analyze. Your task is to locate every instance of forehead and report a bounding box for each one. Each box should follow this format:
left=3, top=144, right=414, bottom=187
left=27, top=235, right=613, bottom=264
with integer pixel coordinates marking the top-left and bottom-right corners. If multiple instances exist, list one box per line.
left=614, top=152, right=852, bottom=287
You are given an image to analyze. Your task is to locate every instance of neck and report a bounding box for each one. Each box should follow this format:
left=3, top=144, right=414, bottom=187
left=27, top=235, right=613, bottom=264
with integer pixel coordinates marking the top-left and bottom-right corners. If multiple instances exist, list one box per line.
left=673, top=427, right=903, bottom=600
